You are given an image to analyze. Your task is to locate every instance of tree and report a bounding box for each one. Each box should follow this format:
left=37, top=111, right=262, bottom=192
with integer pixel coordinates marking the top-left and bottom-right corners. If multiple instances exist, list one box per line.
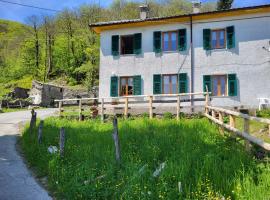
left=42, top=16, right=55, bottom=81
left=26, top=15, right=41, bottom=77
left=217, top=0, right=234, bottom=11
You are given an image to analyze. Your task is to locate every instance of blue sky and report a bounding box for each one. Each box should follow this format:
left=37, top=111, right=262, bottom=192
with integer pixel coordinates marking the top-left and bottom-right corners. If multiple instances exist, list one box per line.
left=0, top=0, right=269, bottom=23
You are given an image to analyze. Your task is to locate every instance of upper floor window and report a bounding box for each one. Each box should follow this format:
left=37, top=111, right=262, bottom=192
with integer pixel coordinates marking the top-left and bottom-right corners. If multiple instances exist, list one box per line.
left=211, top=29, right=225, bottom=49
left=111, top=33, right=142, bottom=56
left=203, top=26, right=235, bottom=50
left=121, top=35, right=134, bottom=55
left=162, top=31, right=178, bottom=51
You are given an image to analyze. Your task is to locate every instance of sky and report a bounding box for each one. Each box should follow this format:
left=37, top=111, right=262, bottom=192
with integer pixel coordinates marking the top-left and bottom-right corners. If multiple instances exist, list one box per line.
left=0, top=0, right=269, bottom=23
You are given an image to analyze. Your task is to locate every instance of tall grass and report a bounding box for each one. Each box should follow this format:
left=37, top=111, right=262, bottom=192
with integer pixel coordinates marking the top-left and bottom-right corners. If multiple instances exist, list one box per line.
left=21, top=117, right=270, bottom=199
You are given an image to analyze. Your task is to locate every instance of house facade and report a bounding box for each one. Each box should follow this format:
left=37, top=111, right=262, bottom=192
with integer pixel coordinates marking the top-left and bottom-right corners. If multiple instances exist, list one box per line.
left=90, top=4, right=270, bottom=109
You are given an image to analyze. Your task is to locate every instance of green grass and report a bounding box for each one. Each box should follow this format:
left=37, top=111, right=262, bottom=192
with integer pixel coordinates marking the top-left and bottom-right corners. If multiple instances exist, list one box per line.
left=0, top=107, right=28, bottom=113
left=21, top=117, right=270, bottom=199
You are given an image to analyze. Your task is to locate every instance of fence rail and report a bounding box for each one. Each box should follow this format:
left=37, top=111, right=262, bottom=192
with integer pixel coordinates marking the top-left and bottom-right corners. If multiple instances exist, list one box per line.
left=55, top=92, right=209, bottom=121
left=205, top=105, right=270, bottom=151
left=55, top=91, right=270, bottom=151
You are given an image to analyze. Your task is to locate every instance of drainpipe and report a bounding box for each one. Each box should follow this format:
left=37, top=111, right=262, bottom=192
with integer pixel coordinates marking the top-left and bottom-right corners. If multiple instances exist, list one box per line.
left=190, top=16, right=194, bottom=112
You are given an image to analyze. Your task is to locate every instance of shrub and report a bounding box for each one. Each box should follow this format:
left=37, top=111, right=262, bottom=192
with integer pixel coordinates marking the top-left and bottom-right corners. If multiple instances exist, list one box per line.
left=163, top=112, right=174, bottom=119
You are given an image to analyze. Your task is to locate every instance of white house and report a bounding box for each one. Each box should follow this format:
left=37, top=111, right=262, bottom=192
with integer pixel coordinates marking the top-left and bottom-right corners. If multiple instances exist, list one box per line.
left=90, top=4, right=270, bottom=109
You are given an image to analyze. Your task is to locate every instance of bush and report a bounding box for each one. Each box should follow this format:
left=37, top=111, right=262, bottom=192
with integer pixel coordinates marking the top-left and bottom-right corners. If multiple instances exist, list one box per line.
left=257, top=109, right=270, bottom=118
left=163, top=112, right=173, bottom=119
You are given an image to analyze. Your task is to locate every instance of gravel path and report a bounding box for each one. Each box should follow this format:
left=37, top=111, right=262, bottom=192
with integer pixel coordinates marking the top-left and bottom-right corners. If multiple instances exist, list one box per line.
left=0, top=109, right=56, bottom=200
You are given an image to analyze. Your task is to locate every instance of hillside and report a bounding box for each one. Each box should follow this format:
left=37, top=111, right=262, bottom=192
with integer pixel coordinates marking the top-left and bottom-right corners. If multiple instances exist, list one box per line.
left=0, top=0, right=217, bottom=99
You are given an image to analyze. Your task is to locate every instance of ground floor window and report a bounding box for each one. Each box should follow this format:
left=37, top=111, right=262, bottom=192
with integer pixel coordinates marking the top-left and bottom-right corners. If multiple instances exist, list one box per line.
left=203, top=74, right=237, bottom=97
left=212, top=75, right=227, bottom=96
left=120, top=77, right=133, bottom=96
left=163, top=74, right=178, bottom=94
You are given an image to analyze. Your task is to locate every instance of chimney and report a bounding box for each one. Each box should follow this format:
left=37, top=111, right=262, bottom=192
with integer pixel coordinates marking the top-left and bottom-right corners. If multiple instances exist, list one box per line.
left=139, top=5, right=149, bottom=20
left=192, top=0, right=201, bottom=14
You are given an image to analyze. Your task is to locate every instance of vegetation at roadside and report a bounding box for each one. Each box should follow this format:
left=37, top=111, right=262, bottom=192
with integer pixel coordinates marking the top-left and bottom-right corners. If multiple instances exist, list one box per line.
left=21, top=116, right=270, bottom=199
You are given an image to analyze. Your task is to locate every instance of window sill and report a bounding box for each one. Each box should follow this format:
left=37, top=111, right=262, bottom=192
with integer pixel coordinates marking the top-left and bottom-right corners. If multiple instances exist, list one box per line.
left=162, top=50, right=178, bottom=53
left=211, top=96, right=237, bottom=98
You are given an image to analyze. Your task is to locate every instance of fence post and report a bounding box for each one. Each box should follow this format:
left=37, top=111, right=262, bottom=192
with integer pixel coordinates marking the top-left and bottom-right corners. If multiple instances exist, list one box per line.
left=101, top=98, right=104, bottom=122
left=244, top=119, right=251, bottom=151
left=79, top=99, right=83, bottom=121
left=211, top=110, right=216, bottom=119
left=38, top=120, right=44, bottom=144
left=124, top=97, right=128, bottom=119
left=229, top=115, right=235, bottom=128
left=149, top=95, right=153, bottom=119
left=59, top=127, right=65, bottom=157
left=59, top=101, right=63, bottom=117
left=218, top=112, right=224, bottom=135
left=112, top=117, right=121, bottom=164
left=30, top=109, right=37, bottom=133
left=205, top=86, right=210, bottom=114
left=176, top=95, right=180, bottom=121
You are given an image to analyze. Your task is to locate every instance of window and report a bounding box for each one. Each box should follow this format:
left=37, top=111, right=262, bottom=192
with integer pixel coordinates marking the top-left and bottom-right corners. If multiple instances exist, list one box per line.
left=162, top=31, right=178, bottom=51
left=212, top=75, right=227, bottom=96
left=121, top=35, right=134, bottom=55
left=120, top=77, right=133, bottom=96
left=211, top=29, right=225, bottom=49
left=163, top=74, right=178, bottom=94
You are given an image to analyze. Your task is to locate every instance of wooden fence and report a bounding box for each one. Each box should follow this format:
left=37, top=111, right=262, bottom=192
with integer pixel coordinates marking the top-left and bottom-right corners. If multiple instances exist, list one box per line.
left=55, top=92, right=208, bottom=121
left=204, top=93, right=270, bottom=151
left=55, top=91, right=270, bottom=151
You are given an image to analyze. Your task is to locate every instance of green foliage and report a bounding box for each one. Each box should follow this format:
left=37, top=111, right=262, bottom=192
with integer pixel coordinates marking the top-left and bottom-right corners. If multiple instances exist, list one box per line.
left=21, top=117, right=270, bottom=199
left=217, top=0, right=234, bottom=11
left=257, top=109, right=270, bottom=118
left=163, top=112, right=173, bottom=119
left=0, top=0, right=218, bottom=98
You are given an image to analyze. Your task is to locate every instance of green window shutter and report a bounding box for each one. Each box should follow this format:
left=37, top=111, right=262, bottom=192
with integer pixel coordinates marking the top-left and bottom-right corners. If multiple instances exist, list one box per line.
left=110, top=76, right=118, bottom=97
left=133, top=33, right=142, bottom=55
left=153, top=31, right=162, bottom=53
left=226, top=26, right=235, bottom=49
left=153, top=74, right=161, bottom=94
left=228, top=74, right=237, bottom=96
left=133, top=75, right=142, bottom=95
left=178, top=73, right=188, bottom=93
left=111, top=35, right=119, bottom=56
left=203, top=29, right=211, bottom=50
left=178, top=29, right=187, bottom=51
left=203, top=75, right=212, bottom=94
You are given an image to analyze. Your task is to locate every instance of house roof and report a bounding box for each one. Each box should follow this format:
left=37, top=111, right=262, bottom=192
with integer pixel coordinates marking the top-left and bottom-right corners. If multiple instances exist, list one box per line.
left=89, top=4, right=270, bottom=33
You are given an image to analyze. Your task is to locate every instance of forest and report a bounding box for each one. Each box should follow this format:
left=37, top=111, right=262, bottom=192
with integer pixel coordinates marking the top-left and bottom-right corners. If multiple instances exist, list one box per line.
left=0, top=0, right=222, bottom=98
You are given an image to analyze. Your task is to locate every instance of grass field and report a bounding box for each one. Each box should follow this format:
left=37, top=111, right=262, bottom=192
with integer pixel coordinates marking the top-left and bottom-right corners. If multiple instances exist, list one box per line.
left=21, top=117, right=270, bottom=199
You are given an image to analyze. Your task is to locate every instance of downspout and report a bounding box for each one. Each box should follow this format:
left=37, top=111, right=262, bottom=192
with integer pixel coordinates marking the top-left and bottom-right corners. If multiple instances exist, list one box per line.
left=190, top=16, right=194, bottom=112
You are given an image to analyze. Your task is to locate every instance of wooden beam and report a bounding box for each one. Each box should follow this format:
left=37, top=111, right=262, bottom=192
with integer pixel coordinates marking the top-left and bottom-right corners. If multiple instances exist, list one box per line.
left=229, top=115, right=235, bottom=128
left=244, top=118, right=251, bottom=151
left=206, top=106, right=270, bottom=125
left=124, top=97, right=128, bottom=119
left=149, top=96, right=153, bottom=119
left=204, top=113, right=270, bottom=151
left=79, top=100, right=83, bottom=121
left=59, top=101, right=63, bottom=117
left=176, top=95, right=180, bottom=121
left=101, top=98, right=104, bottom=122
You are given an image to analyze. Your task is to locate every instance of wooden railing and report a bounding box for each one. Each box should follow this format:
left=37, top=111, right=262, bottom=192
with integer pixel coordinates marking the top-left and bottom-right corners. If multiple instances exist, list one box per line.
left=205, top=104, right=270, bottom=151
left=55, top=92, right=208, bottom=121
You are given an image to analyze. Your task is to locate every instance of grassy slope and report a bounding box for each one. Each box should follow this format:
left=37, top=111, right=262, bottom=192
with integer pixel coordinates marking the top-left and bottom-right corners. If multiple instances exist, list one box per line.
left=0, top=19, right=32, bottom=97
left=21, top=117, right=270, bottom=199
